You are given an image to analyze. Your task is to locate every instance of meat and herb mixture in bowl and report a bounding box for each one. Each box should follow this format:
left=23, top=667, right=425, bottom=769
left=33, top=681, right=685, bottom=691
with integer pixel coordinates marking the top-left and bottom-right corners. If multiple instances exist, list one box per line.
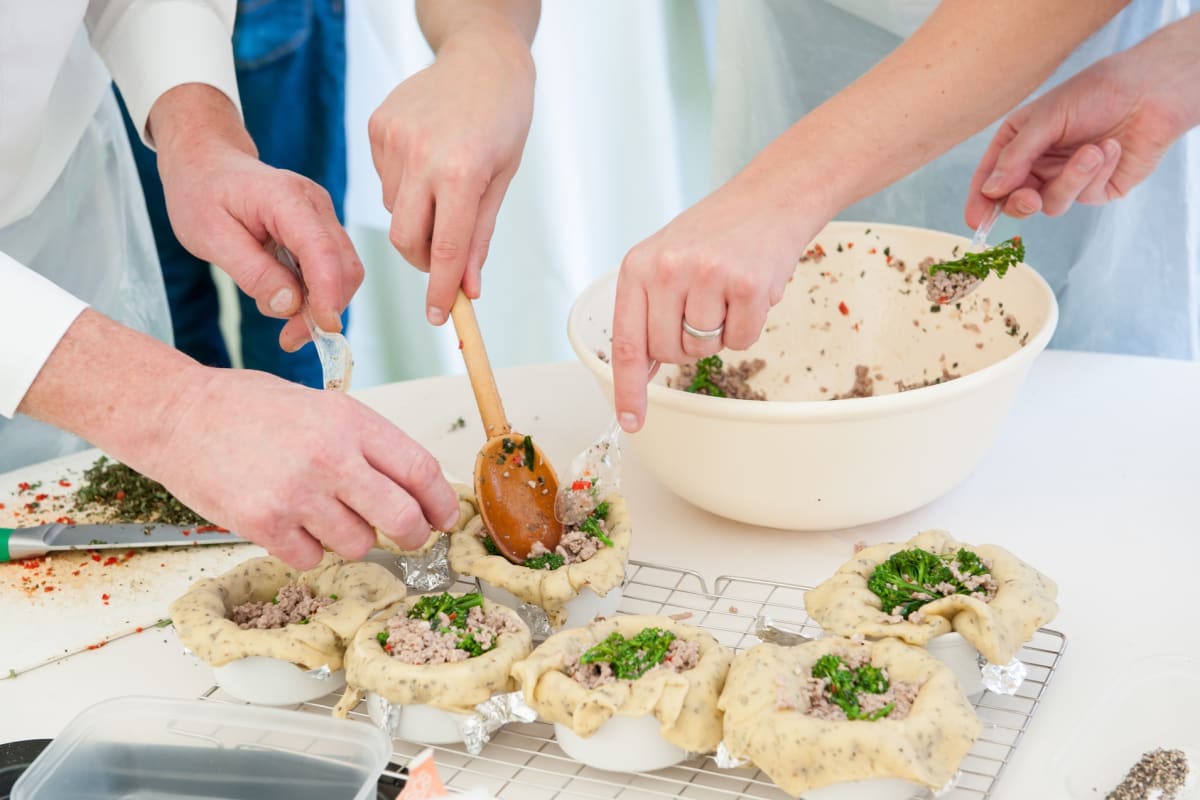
left=568, top=220, right=1058, bottom=530
left=719, top=637, right=981, bottom=798
left=334, top=591, right=532, bottom=744
left=512, top=614, right=733, bottom=773
left=448, top=484, right=630, bottom=629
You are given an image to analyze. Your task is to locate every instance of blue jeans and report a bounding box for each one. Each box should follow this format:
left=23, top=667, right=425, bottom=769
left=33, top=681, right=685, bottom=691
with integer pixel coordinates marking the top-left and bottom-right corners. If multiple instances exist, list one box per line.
left=120, top=0, right=348, bottom=388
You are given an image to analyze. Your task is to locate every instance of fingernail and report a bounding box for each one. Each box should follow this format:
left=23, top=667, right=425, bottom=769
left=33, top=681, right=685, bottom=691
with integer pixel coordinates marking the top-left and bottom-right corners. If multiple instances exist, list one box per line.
left=269, top=287, right=294, bottom=313
left=440, top=508, right=460, bottom=531
left=981, top=172, right=1004, bottom=195
left=427, top=305, right=446, bottom=325
left=618, top=412, right=639, bottom=433
left=1077, top=148, right=1103, bottom=172
left=1015, top=199, right=1035, bottom=215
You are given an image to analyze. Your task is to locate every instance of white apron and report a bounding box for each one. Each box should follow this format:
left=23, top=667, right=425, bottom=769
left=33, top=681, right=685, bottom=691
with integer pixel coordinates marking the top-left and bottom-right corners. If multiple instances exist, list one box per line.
left=713, top=0, right=1200, bottom=359
left=0, top=89, right=172, bottom=473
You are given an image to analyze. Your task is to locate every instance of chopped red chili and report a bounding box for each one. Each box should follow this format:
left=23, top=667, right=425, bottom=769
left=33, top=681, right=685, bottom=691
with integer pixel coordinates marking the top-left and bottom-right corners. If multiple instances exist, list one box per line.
left=838, top=301, right=850, bottom=316
left=571, top=480, right=592, bottom=491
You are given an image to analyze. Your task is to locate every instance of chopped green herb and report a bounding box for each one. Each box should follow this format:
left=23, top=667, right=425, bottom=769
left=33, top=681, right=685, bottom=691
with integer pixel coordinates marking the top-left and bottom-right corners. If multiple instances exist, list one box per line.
left=481, top=535, right=502, bottom=556
left=930, top=304, right=941, bottom=313
left=811, top=654, right=894, bottom=721
left=297, top=618, right=310, bottom=625
left=7, top=669, right=16, bottom=679
left=329, top=594, right=339, bottom=601
left=930, top=237, right=1024, bottom=282
left=580, top=516, right=613, bottom=547
left=593, top=501, right=610, bottom=520
left=377, top=631, right=390, bottom=646
left=448, top=416, right=466, bottom=432
left=579, top=627, right=677, bottom=680
left=73, top=456, right=207, bottom=525
left=686, top=355, right=726, bottom=397
left=153, top=618, right=173, bottom=628
left=522, top=552, right=565, bottom=570
left=523, top=435, right=536, bottom=472
left=501, top=438, right=516, bottom=454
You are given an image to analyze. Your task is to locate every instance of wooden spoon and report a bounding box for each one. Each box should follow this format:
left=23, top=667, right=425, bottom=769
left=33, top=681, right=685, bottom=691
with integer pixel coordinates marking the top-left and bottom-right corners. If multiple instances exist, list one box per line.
left=450, top=290, right=563, bottom=562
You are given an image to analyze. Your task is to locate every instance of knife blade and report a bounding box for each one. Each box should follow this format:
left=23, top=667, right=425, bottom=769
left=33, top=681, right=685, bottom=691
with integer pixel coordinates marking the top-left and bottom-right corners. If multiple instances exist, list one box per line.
left=0, top=523, right=247, bottom=562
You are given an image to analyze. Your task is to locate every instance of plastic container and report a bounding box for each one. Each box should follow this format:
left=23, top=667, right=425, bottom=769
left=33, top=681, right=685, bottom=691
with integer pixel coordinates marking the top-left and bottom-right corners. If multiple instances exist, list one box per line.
left=12, top=696, right=391, bottom=800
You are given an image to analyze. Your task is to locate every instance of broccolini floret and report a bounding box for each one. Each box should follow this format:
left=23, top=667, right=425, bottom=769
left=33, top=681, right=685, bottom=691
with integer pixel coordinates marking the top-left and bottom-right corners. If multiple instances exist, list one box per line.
left=811, top=654, right=894, bottom=721
left=867, top=547, right=993, bottom=619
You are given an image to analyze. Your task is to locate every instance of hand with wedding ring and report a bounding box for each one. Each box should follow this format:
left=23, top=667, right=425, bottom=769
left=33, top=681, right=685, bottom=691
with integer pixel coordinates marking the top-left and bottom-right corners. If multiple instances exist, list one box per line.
left=610, top=168, right=828, bottom=432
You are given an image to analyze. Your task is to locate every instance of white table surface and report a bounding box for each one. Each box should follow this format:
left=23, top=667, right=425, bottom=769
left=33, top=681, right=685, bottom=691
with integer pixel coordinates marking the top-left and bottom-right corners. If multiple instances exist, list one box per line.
left=2, top=349, right=1197, bottom=798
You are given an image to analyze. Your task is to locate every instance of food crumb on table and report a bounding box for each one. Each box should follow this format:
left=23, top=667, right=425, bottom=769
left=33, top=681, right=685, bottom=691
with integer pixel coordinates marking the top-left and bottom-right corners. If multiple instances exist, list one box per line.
left=1105, top=748, right=1189, bottom=800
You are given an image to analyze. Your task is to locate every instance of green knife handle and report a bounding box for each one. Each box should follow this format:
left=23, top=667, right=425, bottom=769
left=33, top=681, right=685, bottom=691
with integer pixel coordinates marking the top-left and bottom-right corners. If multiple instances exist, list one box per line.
left=0, top=528, right=48, bottom=562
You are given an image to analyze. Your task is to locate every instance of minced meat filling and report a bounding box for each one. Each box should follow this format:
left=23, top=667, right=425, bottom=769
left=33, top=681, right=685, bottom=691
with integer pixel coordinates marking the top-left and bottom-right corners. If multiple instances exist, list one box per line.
left=833, top=364, right=874, bottom=399
left=231, top=582, right=332, bottom=629
left=556, top=487, right=599, bottom=527
left=777, top=650, right=920, bottom=722
left=566, top=635, right=700, bottom=689
left=510, top=492, right=614, bottom=570
left=381, top=603, right=519, bottom=665
left=528, top=523, right=609, bottom=567
left=923, top=256, right=980, bottom=305
left=671, top=357, right=767, bottom=401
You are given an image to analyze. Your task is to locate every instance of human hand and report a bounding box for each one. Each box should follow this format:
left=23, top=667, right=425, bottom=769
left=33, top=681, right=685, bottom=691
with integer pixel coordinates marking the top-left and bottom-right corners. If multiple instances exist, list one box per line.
left=966, top=23, right=1200, bottom=226
left=151, top=84, right=364, bottom=353
left=611, top=171, right=825, bottom=432
left=142, top=367, right=461, bottom=569
left=369, top=15, right=535, bottom=325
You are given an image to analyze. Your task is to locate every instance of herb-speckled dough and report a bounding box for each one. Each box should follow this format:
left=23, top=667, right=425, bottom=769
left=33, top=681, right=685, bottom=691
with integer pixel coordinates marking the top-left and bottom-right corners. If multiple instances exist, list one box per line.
left=374, top=483, right=477, bottom=556
left=448, top=494, right=630, bottom=628
left=511, top=614, right=732, bottom=753
left=332, top=595, right=531, bottom=717
left=803, top=529, right=1058, bottom=664
left=720, top=638, right=981, bottom=797
left=170, top=553, right=406, bottom=670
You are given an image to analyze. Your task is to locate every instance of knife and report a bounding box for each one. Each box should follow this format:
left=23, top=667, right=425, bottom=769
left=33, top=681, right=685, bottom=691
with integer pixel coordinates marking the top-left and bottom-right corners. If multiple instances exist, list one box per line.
left=0, top=523, right=247, bottom=562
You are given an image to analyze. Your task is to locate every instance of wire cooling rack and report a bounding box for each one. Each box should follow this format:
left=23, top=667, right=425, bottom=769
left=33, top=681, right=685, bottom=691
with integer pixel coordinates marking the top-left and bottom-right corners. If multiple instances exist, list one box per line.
left=201, top=560, right=1067, bottom=799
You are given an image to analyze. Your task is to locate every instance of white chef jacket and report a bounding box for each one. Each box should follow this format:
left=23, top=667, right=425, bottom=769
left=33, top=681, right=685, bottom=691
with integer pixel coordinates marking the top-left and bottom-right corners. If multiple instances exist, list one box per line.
left=0, top=1, right=240, bottom=419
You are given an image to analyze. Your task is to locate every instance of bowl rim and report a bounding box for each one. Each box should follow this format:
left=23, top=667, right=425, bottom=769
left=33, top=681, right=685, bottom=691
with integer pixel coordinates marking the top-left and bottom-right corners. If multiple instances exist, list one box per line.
left=566, top=220, right=1060, bottom=422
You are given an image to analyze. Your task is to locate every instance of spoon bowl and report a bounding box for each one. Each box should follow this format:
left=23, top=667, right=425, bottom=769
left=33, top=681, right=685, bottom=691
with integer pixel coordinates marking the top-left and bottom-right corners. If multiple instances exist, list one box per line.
left=451, top=291, right=563, bottom=562
left=476, top=433, right=561, bottom=561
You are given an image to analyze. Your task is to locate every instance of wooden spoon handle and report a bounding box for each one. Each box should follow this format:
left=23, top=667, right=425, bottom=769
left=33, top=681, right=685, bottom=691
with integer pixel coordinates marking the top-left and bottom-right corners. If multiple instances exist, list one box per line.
left=450, top=289, right=511, bottom=438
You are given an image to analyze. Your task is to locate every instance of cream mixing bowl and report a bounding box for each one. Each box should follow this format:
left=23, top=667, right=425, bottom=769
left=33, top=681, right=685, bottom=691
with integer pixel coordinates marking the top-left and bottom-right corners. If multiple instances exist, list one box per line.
left=567, top=221, right=1057, bottom=530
